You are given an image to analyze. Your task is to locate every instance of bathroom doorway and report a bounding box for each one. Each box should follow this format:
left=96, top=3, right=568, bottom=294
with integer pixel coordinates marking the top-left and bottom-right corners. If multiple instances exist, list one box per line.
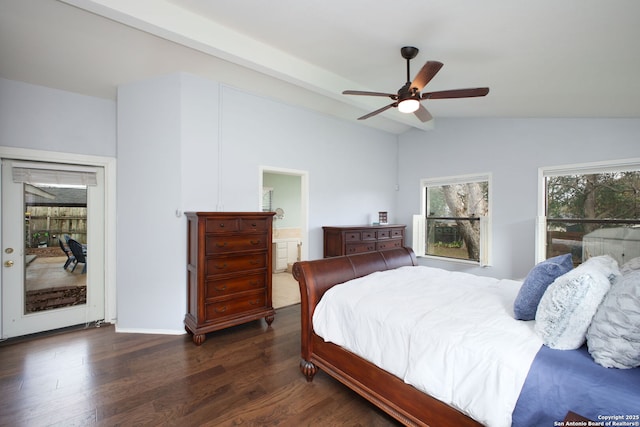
left=259, top=166, right=308, bottom=308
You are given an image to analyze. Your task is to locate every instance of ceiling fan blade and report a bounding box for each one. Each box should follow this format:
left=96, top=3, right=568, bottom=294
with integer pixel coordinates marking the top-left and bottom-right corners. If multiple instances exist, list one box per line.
left=421, top=87, right=490, bottom=100
left=343, top=90, right=397, bottom=99
left=410, top=61, right=444, bottom=92
left=357, top=103, right=396, bottom=120
left=413, top=104, right=433, bottom=122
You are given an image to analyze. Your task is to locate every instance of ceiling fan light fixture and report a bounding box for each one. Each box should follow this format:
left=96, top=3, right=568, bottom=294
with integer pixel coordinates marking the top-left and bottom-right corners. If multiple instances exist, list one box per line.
left=398, top=98, right=420, bottom=114
left=342, top=46, right=488, bottom=122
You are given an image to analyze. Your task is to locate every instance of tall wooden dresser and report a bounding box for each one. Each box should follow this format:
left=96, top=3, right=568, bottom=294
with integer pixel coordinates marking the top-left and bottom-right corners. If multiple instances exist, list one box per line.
left=185, top=212, right=276, bottom=345
left=323, top=224, right=406, bottom=258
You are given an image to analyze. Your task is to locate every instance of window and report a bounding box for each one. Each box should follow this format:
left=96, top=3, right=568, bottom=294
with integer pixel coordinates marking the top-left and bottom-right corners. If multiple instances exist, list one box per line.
left=414, top=173, right=491, bottom=265
left=537, top=159, right=640, bottom=267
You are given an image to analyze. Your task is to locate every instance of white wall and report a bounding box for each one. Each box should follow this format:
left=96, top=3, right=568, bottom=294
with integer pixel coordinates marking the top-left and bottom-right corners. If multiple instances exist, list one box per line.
left=116, top=73, right=186, bottom=333
left=117, top=73, right=399, bottom=333
left=217, top=85, right=400, bottom=259
left=0, top=78, right=116, bottom=156
left=396, top=118, right=640, bottom=280
left=180, top=74, right=221, bottom=211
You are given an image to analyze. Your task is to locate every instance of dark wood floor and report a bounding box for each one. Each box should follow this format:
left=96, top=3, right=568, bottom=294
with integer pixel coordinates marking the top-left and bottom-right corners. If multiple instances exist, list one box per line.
left=0, top=304, right=401, bottom=426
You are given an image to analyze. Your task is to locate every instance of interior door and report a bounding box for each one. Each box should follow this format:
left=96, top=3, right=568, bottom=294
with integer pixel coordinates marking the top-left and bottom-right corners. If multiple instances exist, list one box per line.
left=1, top=159, right=105, bottom=338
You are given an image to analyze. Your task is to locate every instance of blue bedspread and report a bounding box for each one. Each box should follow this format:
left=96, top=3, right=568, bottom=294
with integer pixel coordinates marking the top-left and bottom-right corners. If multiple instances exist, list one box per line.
left=512, top=344, right=640, bottom=426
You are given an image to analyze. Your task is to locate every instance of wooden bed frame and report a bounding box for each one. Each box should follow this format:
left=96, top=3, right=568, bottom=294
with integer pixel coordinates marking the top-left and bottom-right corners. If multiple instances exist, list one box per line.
left=292, top=247, right=482, bottom=427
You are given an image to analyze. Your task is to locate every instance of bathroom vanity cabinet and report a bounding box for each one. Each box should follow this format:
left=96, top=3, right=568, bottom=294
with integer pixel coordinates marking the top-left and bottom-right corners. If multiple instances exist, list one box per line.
left=272, top=239, right=299, bottom=272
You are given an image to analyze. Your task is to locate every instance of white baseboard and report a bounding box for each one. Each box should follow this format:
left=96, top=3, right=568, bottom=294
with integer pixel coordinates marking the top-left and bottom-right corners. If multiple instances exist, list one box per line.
left=114, top=326, right=186, bottom=335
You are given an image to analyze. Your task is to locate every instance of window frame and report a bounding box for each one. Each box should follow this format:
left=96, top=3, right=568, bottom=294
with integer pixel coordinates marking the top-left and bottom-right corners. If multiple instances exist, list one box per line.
left=536, top=157, right=640, bottom=264
left=416, top=172, right=492, bottom=266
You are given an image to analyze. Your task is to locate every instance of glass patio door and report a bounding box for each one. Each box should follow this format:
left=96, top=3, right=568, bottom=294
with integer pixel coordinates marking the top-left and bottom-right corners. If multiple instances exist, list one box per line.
left=1, top=159, right=105, bottom=338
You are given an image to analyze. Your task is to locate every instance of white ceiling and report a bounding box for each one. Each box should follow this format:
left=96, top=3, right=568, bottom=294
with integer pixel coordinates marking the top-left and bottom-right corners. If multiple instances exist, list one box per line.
left=1, top=0, right=639, bottom=134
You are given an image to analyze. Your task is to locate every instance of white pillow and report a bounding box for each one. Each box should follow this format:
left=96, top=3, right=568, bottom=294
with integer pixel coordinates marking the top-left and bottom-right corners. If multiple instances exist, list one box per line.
left=587, top=270, right=640, bottom=368
left=621, top=256, right=640, bottom=275
left=580, top=254, right=622, bottom=283
left=534, top=256, right=619, bottom=350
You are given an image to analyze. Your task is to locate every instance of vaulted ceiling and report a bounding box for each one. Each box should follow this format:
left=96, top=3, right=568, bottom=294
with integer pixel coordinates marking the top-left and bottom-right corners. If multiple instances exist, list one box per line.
left=1, top=0, right=639, bottom=134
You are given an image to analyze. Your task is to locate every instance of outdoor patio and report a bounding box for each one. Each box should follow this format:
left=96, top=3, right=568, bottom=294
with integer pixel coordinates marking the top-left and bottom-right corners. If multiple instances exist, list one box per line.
left=25, top=255, right=86, bottom=312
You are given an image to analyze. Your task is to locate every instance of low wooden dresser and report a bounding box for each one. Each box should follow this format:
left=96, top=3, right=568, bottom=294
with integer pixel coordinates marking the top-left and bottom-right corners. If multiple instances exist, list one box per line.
left=185, top=212, right=276, bottom=345
left=323, top=224, right=406, bottom=258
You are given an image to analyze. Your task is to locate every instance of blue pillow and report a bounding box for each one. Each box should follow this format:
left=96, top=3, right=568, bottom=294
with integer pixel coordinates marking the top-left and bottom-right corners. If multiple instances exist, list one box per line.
left=513, top=253, right=573, bottom=320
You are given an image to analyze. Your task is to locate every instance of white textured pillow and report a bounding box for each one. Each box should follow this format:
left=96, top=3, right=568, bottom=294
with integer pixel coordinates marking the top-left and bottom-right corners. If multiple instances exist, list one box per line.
left=534, top=256, right=619, bottom=350
left=583, top=254, right=623, bottom=283
left=587, top=270, right=640, bottom=368
left=621, top=257, right=640, bottom=275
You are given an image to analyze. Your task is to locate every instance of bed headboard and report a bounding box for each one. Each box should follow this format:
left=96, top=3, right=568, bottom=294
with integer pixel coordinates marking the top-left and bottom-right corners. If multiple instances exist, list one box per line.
left=292, top=247, right=418, bottom=358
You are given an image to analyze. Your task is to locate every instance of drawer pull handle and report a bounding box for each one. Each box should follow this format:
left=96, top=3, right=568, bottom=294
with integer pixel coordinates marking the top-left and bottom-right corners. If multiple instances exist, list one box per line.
left=251, top=223, right=257, bottom=227
left=249, top=280, right=258, bottom=286
left=215, top=263, right=228, bottom=269
left=249, top=300, right=260, bottom=306
left=219, top=223, right=225, bottom=228
left=216, top=242, right=227, bottom=247
left=215, top=306, right=228, bottom=313
left=249, top=260, right=259, bottom=265
left=250, top=240, right=260, bottom=245
left=215, top=285, right=227, bottom=291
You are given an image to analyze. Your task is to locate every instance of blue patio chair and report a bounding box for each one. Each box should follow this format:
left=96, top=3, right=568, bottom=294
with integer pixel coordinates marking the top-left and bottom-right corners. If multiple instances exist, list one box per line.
left=68, top=238, right=87, bottom=274
left=58, top=237, right=76, bottom=270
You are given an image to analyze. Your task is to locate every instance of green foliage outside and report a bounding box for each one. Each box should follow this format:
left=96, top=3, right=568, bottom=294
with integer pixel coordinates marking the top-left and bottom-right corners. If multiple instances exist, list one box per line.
left=546, top=171, right=640, bottom=263
left=426, top=181, right=488, bottom=261
left=546, top=172, right=640, bottom=225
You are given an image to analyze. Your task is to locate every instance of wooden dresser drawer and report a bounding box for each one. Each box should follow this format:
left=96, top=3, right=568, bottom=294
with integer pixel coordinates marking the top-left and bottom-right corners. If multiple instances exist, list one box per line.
left=205, top=292, right=266, bottom=321
left=376, top=239, right=403, bottom=251
left=391, top=228, right=404, bottom=238
left=376, top=229, right=390, bottom=239
left=205, top=217, right=240, bottom=233
left=362, top=230, right=376, bottom=240
left=240, top=217, right=270, bottom=232
left=205, top=272, right=266, bottom=298
left=205, top=234, right=268, bottom=254
left=346, top=242, right=376, bottom=254
left=345, top=232, right=361, bottom=242
left=205, top=253, right=267, bottom=275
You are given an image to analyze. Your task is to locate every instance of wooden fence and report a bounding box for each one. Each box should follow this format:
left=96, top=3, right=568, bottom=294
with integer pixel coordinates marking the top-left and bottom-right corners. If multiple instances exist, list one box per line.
left=26, top=206, right=87, bottom=248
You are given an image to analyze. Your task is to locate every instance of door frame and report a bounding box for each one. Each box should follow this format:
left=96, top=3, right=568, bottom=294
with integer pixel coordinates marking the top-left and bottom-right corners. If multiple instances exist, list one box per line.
left=0, top=146, right=116, bottom=337
left=259, top=166, right=309, bottom=262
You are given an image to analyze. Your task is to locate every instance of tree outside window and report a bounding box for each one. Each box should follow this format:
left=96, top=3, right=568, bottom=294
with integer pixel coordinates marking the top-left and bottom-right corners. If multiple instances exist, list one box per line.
left=543, top=166, right=640, bottom=267
left=419, top=174, right=491, bottom=264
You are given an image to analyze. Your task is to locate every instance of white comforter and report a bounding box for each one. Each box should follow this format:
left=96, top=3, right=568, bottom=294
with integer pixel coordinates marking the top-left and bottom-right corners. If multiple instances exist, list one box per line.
left=312, top=266, right=543, bottom=427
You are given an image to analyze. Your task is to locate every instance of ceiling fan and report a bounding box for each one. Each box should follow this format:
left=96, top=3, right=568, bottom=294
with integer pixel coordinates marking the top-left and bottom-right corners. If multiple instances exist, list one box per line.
left=342, top=46, right=489, bottom=122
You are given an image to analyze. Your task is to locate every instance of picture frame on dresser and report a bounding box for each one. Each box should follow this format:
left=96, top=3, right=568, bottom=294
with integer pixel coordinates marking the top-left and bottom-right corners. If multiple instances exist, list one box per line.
left=184, top=212, right=276, bottom=345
